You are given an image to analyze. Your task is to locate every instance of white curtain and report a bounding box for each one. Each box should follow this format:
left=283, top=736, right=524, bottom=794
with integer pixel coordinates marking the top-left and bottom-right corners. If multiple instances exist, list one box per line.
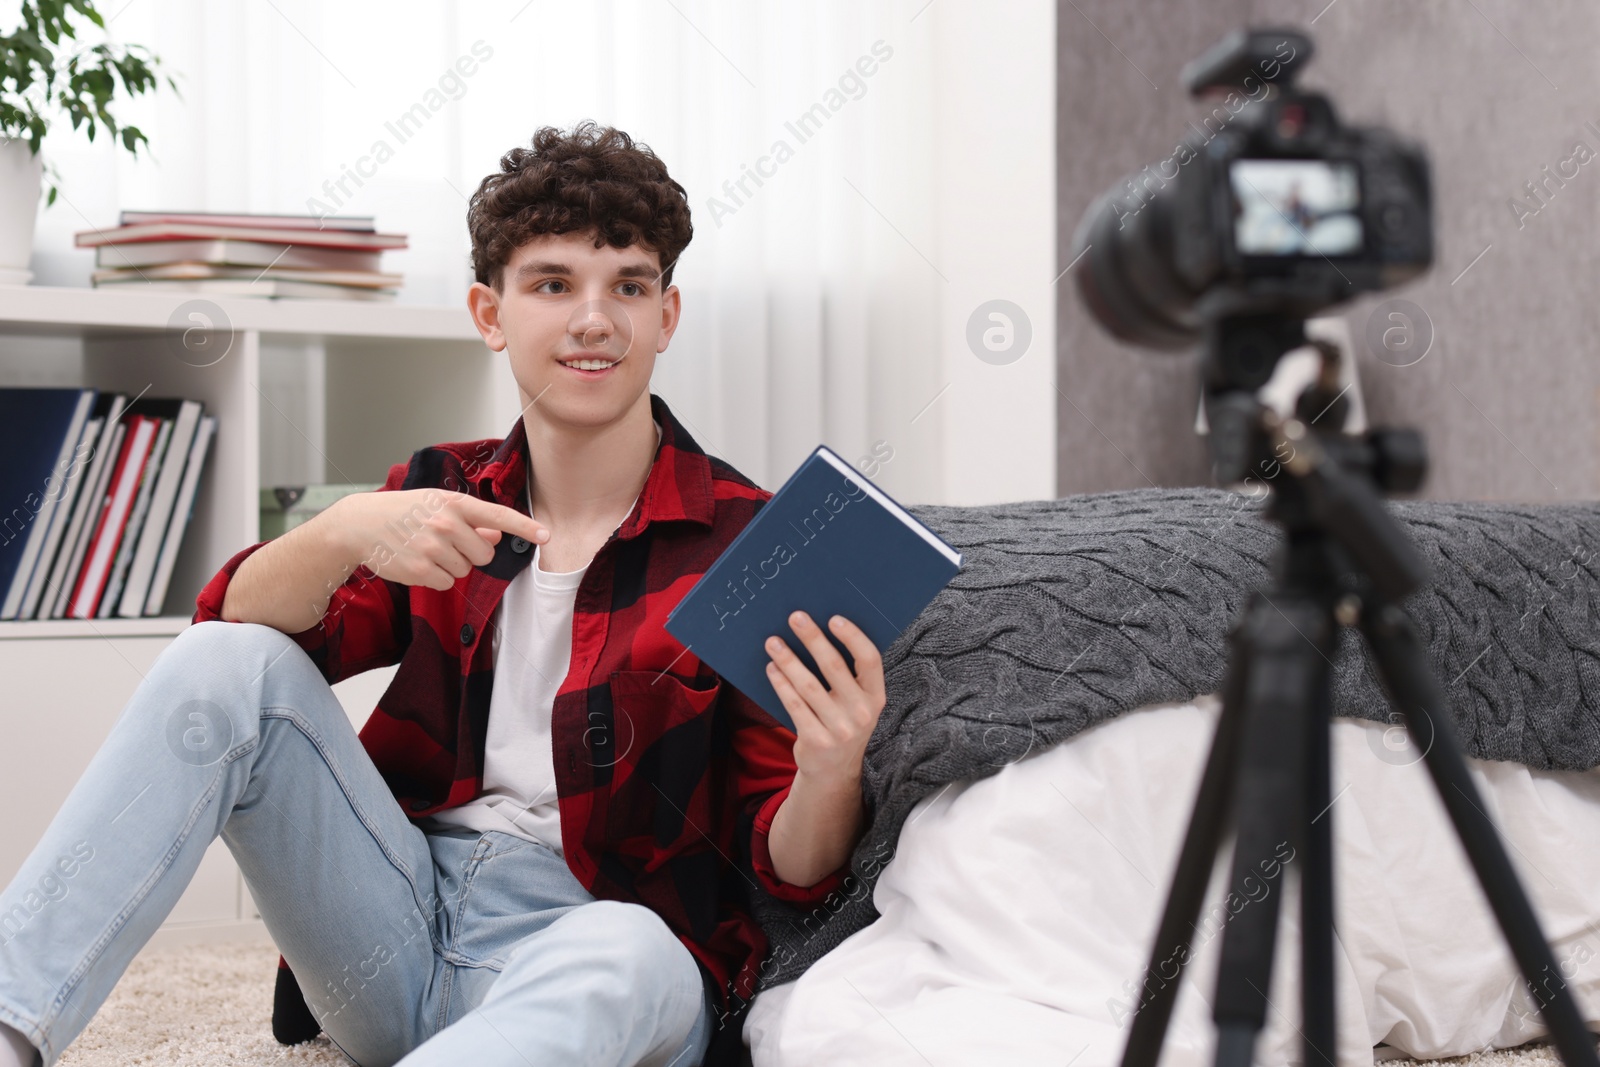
left=25, top=0, right=954, bottom=497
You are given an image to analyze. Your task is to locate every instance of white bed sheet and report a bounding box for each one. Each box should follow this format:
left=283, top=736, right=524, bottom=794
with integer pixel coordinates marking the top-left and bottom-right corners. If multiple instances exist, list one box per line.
left=746, top=696, right=1600, bottom=1067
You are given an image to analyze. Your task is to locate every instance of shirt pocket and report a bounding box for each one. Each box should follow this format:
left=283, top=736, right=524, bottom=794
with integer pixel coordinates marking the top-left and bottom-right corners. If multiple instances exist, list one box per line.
left=605, top=669, right=722, bottom=757
left=604, top=670, right=723, bottom=848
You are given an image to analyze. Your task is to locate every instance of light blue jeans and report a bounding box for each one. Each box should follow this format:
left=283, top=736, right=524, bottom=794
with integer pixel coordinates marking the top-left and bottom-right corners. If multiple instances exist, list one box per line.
left=0, top=620, right=714, bottom=1067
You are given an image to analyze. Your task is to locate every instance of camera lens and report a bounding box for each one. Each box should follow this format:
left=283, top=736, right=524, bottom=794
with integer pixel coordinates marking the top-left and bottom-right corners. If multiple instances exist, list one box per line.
left=1069, top=174, right=1204, bottom=351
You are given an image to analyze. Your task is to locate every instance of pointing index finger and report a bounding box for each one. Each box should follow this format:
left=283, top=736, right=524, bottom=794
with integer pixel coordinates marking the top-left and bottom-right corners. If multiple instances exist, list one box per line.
left=456, top=493, right=549, bottom=543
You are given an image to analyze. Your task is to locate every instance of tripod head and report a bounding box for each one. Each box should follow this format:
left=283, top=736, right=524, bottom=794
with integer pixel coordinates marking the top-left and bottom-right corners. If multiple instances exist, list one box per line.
left=1199, top=312, right=1430, bottom=604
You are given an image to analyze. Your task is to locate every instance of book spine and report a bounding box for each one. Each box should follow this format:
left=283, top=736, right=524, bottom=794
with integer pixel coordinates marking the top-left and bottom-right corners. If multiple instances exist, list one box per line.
left=120, top=401, right=201, bottom=617
left=96, top=241, right=382, bottom=273
left=118, top=211, right=376, bottom=232
left=34, top=417, right=104, bottom=619
left=19, top=408, right=101, bottom=617
left=144, top=415, right=215, bottom=617
left=0, top=389, right=95, bottom=619
left=76, top=224, right=407, bottom=250
left=68, top=417, right=156, bottom=619
left=50, top=418, right=125, bottom=618
left=99, top=418, right=171, bottom=618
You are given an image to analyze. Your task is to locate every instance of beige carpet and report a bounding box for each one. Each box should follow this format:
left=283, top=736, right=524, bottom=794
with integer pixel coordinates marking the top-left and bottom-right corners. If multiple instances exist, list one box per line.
left=56, top=939, right=348, bottom=1066
left=47, top=937, right=1568, bottom=1066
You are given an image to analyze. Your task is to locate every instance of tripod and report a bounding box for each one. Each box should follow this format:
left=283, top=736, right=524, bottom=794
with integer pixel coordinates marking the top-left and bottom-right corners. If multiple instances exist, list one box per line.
left=1118, top=315, right=1600, bottom=1067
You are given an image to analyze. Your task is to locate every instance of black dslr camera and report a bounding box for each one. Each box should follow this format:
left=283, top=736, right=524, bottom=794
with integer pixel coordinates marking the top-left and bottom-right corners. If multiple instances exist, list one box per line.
left=1070, top=27, right=1433, bottom=352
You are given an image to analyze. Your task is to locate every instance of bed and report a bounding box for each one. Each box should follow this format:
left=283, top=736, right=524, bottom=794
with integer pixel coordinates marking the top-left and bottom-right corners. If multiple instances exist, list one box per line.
left=746, top=695, right=1600, bottom=1066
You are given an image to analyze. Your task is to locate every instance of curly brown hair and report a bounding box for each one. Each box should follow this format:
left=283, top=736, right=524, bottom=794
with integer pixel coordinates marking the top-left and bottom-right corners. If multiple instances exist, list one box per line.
left=468, top=121, right=693, bottom=291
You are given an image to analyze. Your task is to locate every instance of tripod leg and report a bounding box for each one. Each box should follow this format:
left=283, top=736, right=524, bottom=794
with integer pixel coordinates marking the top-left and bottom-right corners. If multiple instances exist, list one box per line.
left=1361, top=602, right=1600, bottom=1067
left=1119, top=613, right=1254, bottom=1067
left=1302, top=672, right=1337, bottom=1067
left=1211, top=595, right=1331, bottom=1067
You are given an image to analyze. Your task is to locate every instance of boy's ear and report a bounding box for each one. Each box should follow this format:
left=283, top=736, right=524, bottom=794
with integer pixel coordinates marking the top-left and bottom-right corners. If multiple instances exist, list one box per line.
left=467, top=281, right=507, bottom=352
left=657, top=283, right=682, bottom=353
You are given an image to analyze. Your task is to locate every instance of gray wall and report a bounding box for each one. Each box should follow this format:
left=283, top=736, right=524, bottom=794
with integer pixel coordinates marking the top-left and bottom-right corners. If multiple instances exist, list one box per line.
left=1057, top=0, right=1600, bottom=503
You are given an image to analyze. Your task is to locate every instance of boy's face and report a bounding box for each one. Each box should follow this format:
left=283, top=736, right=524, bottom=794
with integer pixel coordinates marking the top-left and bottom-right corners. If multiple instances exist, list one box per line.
left=466, top=230, right=681, bottom=432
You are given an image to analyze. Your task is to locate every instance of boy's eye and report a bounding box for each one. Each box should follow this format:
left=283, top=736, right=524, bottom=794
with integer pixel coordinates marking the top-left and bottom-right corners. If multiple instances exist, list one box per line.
left=617, top=282, right=644, bottom=296
left=535, top=279, right=567, bottom=293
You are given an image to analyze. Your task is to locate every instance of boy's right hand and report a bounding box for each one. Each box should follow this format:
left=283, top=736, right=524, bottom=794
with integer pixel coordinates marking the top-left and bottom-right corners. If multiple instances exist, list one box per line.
left=328, top=488, right=550, bottom=592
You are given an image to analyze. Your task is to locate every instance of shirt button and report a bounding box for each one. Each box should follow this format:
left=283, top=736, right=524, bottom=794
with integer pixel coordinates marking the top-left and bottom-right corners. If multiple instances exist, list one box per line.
left=511, top=536, right=530, bottom=554
left=460, top=623, right=474, bottom=645
left=409, top=798, right=429, bottom=812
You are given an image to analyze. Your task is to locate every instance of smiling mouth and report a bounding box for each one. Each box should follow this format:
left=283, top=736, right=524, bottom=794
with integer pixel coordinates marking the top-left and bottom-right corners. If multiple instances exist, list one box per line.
left=558, top=354, right=625, bottom=371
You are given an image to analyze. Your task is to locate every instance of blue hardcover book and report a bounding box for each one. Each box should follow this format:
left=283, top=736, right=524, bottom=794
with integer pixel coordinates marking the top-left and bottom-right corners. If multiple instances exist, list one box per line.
left=665, top=444, right=962, bottom=732
left=0, top=386, right=99, bottom=619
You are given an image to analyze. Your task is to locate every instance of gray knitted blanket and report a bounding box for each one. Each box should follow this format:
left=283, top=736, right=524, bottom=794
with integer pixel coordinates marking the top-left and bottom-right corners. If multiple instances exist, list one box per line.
left=747, top=487, right=1600, bottom=994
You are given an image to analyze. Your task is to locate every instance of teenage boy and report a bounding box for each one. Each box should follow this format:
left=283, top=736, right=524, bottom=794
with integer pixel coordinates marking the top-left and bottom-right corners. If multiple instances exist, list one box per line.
left=0, top=121, right=886, bottom=1067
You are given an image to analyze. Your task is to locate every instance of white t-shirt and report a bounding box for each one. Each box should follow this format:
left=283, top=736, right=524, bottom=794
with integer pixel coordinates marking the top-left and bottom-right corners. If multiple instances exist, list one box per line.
left=420, top=420, right=659, bottom=854
left=420, top=538, right=587, bottom=852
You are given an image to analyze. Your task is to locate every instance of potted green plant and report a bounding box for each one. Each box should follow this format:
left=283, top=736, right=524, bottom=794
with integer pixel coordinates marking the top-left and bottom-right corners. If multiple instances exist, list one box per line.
left=0, top=0, right=175, bottom=283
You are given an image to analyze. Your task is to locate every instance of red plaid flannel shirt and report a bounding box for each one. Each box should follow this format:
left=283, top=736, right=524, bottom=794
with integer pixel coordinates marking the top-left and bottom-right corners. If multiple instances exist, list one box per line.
left=192, top=391, right=849, bottom=1014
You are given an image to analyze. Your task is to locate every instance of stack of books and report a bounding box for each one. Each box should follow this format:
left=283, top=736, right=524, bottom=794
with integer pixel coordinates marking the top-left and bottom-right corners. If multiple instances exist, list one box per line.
left=0, top=387, right=218, bottom=620
left=76, top=211, right=407, bottom=302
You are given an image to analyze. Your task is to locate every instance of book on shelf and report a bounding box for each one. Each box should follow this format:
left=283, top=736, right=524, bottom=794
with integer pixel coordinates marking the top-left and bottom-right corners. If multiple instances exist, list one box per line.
left=0, top=387, right=97, bottom=620
left=0, top=387, right=216, bottom=622
left=664, top=445, right=963, bottom=733
left=141, top=414, right=216, bottom=618
left=115, top=398, right=204, bottom=618
left=96, top=239, right=383, bottom=274
left=44, top=397, right=129, bottom=619
left=91, top=277, right=398, bottom=302
left=118, top=210, right=376, bottom=233
left=75, top=221, right=406, bottom=251
left=98, top=415, right=172, bottom=618
left=92, top=264, right=404, bottom=289
left=78, top=211, right=407, bottom=301
left=68, top=413, right=159, bottom=619
left=16, top=402, right=102, bottom=620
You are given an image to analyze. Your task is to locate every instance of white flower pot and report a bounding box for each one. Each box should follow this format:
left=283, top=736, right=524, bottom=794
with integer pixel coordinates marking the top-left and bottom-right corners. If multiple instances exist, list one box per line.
left=0, top=138, right=44, bottom=285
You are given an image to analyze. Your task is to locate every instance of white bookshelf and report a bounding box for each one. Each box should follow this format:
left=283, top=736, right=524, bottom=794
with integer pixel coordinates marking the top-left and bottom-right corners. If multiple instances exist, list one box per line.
left=0, top=615, right=191, bottom=639
left=0, top=284, right=512, bottom=628
left=0, top=283, right=509, bottom=944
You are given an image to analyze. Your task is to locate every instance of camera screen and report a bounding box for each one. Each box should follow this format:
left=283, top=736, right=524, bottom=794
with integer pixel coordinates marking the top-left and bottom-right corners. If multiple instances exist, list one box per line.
left=1230, top=159, right=1363, bottom=257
